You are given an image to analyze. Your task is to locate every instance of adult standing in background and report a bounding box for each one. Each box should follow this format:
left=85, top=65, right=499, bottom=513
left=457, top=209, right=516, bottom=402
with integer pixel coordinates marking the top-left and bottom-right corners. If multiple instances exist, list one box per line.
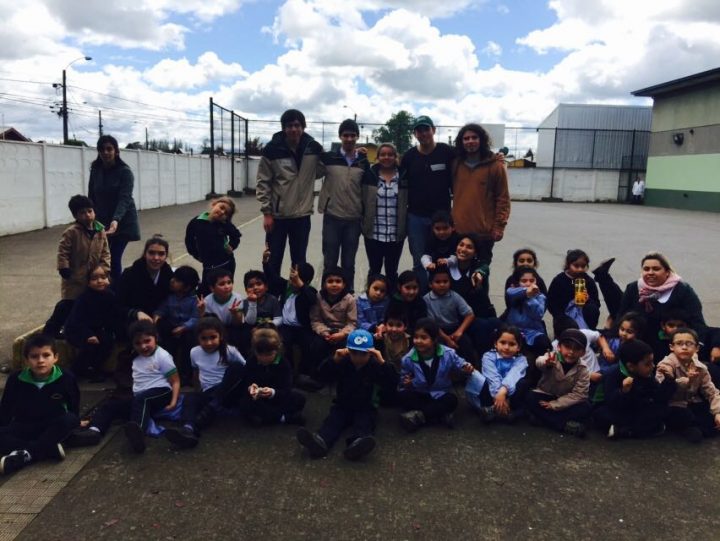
left=88, top=135, right=140, bottom=285
left=256, top=109, right=324, bottom=276
left=401, top=116, right=456, bottom=292
left=451, top=123, right=510, bottom=284
left=631, top=177, right=645, bottom=204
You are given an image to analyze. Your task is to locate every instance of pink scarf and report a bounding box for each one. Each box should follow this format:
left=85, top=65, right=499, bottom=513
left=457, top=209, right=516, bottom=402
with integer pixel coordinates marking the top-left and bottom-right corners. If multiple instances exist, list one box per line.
left=637, top=273, right=682, bottom=311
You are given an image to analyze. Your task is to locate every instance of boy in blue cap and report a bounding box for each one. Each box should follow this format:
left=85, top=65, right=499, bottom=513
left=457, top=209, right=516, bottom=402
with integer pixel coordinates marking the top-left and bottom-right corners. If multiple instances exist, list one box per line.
left=296, top=329, right=395, bottom=461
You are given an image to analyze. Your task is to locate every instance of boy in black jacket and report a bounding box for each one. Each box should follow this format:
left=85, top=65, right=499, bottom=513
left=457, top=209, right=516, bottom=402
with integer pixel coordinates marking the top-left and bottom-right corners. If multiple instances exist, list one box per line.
left=594, top=339, right=675, bottom=439
left=296, top=329, right=395, bottom=461
left=0, top=334, right=80, bottom=475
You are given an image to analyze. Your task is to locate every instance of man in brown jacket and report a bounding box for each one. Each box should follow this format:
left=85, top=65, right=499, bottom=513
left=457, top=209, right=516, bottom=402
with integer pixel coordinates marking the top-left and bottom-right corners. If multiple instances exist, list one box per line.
left=44, top=195, right=110, bottom=337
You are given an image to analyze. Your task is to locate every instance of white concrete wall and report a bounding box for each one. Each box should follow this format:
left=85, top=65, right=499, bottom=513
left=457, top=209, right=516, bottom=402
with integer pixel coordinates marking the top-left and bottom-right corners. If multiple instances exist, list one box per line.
left=0, top=140, right=248, bottom=236
left=508, top=167, right=622, bottom=202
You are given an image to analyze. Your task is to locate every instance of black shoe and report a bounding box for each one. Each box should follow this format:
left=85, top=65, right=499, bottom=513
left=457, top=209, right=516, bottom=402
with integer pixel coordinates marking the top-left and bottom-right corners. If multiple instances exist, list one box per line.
left=343, top=436, right=376, bottom=461
left=442, top=412, right=455, bottom=429
left=246, top=415, right=264, bottom=427
left=46, top=443, right=66, bottom=461
left=194, top=406, right=217, bottom=430
left=682, top=426, right=703, bottom=444
left=65, top=428, right=103, bottom=448
left=295, top=375, right=325, bottom=392
left=592, top=257, right=616, bottom=277
left=296, top=428, right=328, bottom=458
left=0, top=450, right=31, bottom=475
left=88, top=373, right=106, bottom=384
left=399, top=410, right=425, bottom=433
left=563, top=421, right=587, bottom=438
left=478, top=406, right=496, bottom=424
left=164, top=427, right=199, bottom=449
left=124, top=422, right=146, bottom=453
left=283, top=412, right=306, bottom=426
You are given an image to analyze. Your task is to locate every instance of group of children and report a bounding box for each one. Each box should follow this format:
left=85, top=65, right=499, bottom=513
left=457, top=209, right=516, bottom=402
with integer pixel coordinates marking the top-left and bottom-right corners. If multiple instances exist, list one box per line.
left=2, top=195, right=720, bottom=475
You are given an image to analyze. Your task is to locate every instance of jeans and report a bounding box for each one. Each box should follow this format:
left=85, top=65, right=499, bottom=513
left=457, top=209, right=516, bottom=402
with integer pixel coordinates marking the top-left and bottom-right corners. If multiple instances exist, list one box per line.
left=109, top=237, right=129, bottom=286
left=525, top=391, right=591, bottom=432
left=317, top=405, right=376, bottom=448
left=322, top=214, right=362, bottom=292
left=406, top=213, right=432, bottom=293
left=266, top=216, right=312, bottom=278
left=364, top=237, right=404, bottom=291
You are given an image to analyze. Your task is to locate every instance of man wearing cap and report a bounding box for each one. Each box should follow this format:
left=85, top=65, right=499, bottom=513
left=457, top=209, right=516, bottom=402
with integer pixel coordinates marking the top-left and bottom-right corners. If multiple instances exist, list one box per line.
left=256, top=109, right=324, bottom=276
left=400, top=115, right=456, bottom=291
left=317, top=119, right=369, bottom=292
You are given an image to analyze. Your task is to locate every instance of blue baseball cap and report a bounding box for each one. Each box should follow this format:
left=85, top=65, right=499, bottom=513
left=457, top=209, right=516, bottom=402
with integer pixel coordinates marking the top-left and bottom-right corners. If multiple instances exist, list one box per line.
left=347, top=329, right=373, bottom=351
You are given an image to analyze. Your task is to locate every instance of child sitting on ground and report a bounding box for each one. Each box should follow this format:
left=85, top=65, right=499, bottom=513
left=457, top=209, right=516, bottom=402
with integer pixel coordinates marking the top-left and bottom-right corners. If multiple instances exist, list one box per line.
left=385, top=270, right=427, bottom=335
left=398, top=318, right=474, bottom=432
left=64, top=265, right=124, bottom=381
left=547, top=249, right=601, bottom=330
left=503, top=248, right=547, bottom=295
left=296, top=329, right=395, bottom=461
left=163, top=316, right=245, bottom=448
left=466, top=326, right=529, bottom=423
left=421, top=210, right=460, bottom=273
left=217, top=326, right=305, bottom=427
left=123, top=320, right=181, bottom=453
left=357, top=274, right=390, bottom=336
left=0, top=334, right=79, bottom=476
left=594, top=339, right=675, bottom=439
left=656, top=328, right=720, bottom=443
left=504, top=266, right=551, bottom=358
left=651, top=309, right=689, bottom=369
left=198, top=268, right=244, bottom=344
left=185, top=196, right=241, bottom=292
left=238, top=270, right=282, bottom=355
left=154, top=265, right=201, bottom=385
left=374, top=310, right=409, bottom=406
left=525, top=329, right=591, bottom=438
left=44, top=195, right=110, bottom=337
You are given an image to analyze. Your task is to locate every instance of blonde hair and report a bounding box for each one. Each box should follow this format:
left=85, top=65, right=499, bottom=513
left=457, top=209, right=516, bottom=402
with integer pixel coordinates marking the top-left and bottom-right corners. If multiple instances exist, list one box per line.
left=211, top=196, right=236, bottom=219
left=251, top=327, right=283, bottom=356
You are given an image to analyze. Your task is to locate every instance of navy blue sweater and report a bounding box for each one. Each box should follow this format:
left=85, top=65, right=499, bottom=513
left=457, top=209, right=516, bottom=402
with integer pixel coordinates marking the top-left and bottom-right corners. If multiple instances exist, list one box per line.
left=0, top=366, right=80, bottom=425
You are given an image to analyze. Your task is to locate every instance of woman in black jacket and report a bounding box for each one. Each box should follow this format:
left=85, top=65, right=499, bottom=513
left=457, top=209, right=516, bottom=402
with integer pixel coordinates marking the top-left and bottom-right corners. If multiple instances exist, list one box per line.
left=88, top=135, right=140, bottom=284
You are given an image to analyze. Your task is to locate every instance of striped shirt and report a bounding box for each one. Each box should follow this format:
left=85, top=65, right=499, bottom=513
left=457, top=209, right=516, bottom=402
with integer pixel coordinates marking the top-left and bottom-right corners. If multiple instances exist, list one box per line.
left=373, top=174, right=399, bottom=243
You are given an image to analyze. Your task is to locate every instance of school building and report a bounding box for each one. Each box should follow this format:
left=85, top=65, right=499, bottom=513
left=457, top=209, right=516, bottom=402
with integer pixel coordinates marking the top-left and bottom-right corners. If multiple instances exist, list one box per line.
left=632, top=67, right=720, bottom=212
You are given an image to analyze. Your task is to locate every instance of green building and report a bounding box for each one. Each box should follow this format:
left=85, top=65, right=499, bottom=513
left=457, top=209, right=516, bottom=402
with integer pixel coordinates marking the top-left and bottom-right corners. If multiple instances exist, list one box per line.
left=632, top=68, right=720, bottom=212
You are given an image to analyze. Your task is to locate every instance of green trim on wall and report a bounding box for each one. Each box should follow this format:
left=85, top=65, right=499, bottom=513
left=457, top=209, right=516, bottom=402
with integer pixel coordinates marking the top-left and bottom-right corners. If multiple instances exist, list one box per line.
left=646, top=154, right=720, bottom=192
left=644, top=189, right=720, bottom=212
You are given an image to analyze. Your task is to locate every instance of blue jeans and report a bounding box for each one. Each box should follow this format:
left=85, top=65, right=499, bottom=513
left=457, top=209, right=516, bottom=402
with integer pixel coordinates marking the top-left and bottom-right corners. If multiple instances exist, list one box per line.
left=109, top=237, right=129, bottom=286
left=406, top=213, right=432, bottom=293
left=266, top=216, right=312, bottom=278
left=322, top=214, right=361, bottom=292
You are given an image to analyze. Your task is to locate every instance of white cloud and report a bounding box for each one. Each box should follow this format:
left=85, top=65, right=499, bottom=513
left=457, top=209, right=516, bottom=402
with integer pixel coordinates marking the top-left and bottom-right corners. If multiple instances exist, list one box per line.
left=482, top=41, right=502, bottom=57
left=144, top=53, right=248, bottom=89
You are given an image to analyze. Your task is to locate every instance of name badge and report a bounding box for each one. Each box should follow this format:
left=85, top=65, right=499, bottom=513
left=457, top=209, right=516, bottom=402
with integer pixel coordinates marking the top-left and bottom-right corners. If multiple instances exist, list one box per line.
left=430, top=164, right=446, bottom=171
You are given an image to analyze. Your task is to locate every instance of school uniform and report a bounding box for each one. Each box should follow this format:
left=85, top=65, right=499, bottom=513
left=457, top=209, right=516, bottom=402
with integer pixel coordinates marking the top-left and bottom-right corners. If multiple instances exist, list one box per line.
left=313, top=356, right=396, bottom=448
left=398, top=345, right=468, bottom=421
left=154, top=292, right=200, bottom=381
left=308, top=292, right=357, bottom=372
left=237, top=295, right=283, bottom=355
left=505, top=287, right=551, bottom=356
left=385, top=294, right=427, bottom=335
left=465, top=350, right=529, bottom=411
left=374, top=334, right=408, bottom=406
left=130, top=347, right=177, bottom=430
left=356, top=293, right=389, bottom=334
left=547, top=271, right=601, bottom=330
left=526, top=353, right=591, bottom=432
left=184, top=211, right=241, bottom=289
left=0, top=366, right=79, bottom=459
left=423, top=290, right=477, bottom=363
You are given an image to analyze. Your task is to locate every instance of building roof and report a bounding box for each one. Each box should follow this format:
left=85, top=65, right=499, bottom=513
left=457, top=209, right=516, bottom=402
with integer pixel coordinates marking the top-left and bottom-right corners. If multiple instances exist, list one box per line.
left=632, top=67, right=720, bottom=97
left=0, top=127, right=31, bottom=142
left=537, top=103, right=652, bottom=130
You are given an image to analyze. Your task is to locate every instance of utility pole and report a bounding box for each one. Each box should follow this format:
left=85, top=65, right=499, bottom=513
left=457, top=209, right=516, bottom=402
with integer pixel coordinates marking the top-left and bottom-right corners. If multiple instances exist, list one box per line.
left=62, top=69, right=68, bottom=144
left=98, top=110, right=103, bottom=136
left=145, top=127, right=149, bottom=150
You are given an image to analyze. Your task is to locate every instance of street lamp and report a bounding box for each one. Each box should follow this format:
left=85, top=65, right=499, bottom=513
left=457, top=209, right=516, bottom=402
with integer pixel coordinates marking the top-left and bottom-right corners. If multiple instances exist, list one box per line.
left=343, top=104, right=357, bottom=122
left=53, top=56, right=92, bottom=144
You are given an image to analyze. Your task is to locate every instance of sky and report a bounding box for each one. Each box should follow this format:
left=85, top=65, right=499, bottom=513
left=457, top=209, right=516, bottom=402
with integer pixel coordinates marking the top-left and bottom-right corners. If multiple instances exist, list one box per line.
left=1, top=0, right=719, bottom=152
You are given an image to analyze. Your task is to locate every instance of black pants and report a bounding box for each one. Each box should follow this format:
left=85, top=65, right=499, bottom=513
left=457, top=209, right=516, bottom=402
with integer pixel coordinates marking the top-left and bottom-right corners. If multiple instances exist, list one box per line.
left=0, top=413, right=79, bottom=459
left=317, top=405, right=376, bottom=448
left=68, top=329, right=115, bottom=377
left=442, top=325, right=477, bottom=365
left=279, top=325, right=314, bottom=374
left=476, top=378, right=530, bottom=410
left=239, top=391, right=306, bottom=425
left=44, top=299, right=75, bottom=336
left=88, top=396, right=132, bottom=434
left=306, top=334, right=339, bottom=376
left=524, top=336, right=552, bottom=387
left=266, top=216, right=311, bottom=278
left=364, top=237, right=404, bottom=291
left=593, top=401, right=668, bottom=436
left=397, top=390, right=458, bottom=422
left=157, top=319, right=195, bottom=382
left=525, top=391, right=591, bottom=432
left=131, top=387, right=173, bottom=430
left=593, top=271, right=623, bottom=321
left=181, top=386, right=219, bottom=427
left=667, top=403, right=718, bottom=437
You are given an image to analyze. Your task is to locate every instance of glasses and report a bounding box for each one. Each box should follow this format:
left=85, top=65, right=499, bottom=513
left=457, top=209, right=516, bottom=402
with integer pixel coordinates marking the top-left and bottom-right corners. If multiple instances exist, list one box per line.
left=672, top=341, right=697, bottom=348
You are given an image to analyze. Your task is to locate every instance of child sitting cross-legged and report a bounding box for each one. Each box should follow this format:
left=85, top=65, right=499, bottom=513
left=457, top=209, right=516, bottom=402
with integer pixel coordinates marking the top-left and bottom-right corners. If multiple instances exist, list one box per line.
left=421, top=210, right=459, bottom=273
left=0, top=334, right=79, bottom=476
left=198, top=268, right=244, bottom=345
left=398, top=318, right=474, bottom=432
left=465, top=325, right=529, bottom=423
left=525, top=329, right=592, bottom=438
left=374, top=310, right=409, bottom=406
left=296, top=329, right=395, bottom=461
left=237, top=270, right=282, bottom=355
left=357, top=274, right=390, bottom=337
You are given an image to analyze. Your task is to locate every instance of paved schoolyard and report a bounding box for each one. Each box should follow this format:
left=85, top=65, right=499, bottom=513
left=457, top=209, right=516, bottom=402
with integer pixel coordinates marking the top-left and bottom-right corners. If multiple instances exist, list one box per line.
left=1, top=198, right=719, bottom=540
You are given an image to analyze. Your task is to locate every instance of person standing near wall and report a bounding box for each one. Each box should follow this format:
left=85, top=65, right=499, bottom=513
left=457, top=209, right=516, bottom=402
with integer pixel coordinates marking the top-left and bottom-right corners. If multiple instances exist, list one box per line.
left=631, top=177, right=645, bottom=205
left=256, top=109, right=324, bottom=276
left=401, top=116, right=456, bottom=292
left=88, top=135, right=140, bottom=285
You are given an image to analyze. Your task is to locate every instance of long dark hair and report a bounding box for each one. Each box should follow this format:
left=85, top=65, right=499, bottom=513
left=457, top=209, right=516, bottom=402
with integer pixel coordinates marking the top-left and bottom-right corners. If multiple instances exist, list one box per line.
left=455, top=123, right=493, bottom=160
left=196, top=316, right=230, bottom=365
left=91, top=135, right=127, bottom=170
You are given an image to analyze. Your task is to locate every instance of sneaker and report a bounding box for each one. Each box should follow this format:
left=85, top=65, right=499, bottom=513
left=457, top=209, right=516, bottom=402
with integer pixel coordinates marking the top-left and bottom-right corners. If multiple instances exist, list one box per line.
left=607, top=425, right=632, bottom=439
left=164, top=427, right=199, bottom=449
left=124, top=422, right=147, bottom=453
left=296, top=428, right=328, bottom=458
left=442, top=412, right=455, bottom=429
left=592, top=257, right=616, bottom=277
left=295, top=375, right=324, bottom=392
left=47, top=443, right=66, bottom=461
left=682, top=426, right=703, bottom=444
left=283, top=412, right=306, bottom=426
left=0, top=450, right=31, bottom=475
left=478, top=406, right=496, bottom=424
left=399, top=410, right=426, bottom=433
left=563, top=421, right=587, bottom=438
left=65, top=429, right=102, bottom=448
left=343, top=436, right=376, bottom=461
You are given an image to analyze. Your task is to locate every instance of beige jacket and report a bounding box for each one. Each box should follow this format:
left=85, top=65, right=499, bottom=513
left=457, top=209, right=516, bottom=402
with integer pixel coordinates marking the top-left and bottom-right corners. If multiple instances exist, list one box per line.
left=57, top=222, right=110, bottom=299
left=309, top=293, right=357, bottom=337
left=533, top=353, right=590, bottom=410
left=656, top=353, right=720, bottom=414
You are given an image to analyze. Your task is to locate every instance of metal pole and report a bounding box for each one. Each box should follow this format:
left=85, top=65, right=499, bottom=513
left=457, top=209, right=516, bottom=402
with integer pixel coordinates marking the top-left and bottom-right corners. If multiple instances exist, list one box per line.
left=145, top=127, right=148, bottom=150
left=230, top=111, right=235, bottom=193
left=62, top=69, right=68, bottom=144
left=208, top=97, right=216, bottom=198
left=98, top=110, right=103, bottom=136
left=245, top=118, right=249, bottom=193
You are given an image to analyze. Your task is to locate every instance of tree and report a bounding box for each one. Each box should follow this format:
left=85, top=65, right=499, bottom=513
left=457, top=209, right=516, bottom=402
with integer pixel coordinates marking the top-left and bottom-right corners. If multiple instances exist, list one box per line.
left=372, top=110, right=415, bottom=154
left=245, top=136, right=264, bottom=156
